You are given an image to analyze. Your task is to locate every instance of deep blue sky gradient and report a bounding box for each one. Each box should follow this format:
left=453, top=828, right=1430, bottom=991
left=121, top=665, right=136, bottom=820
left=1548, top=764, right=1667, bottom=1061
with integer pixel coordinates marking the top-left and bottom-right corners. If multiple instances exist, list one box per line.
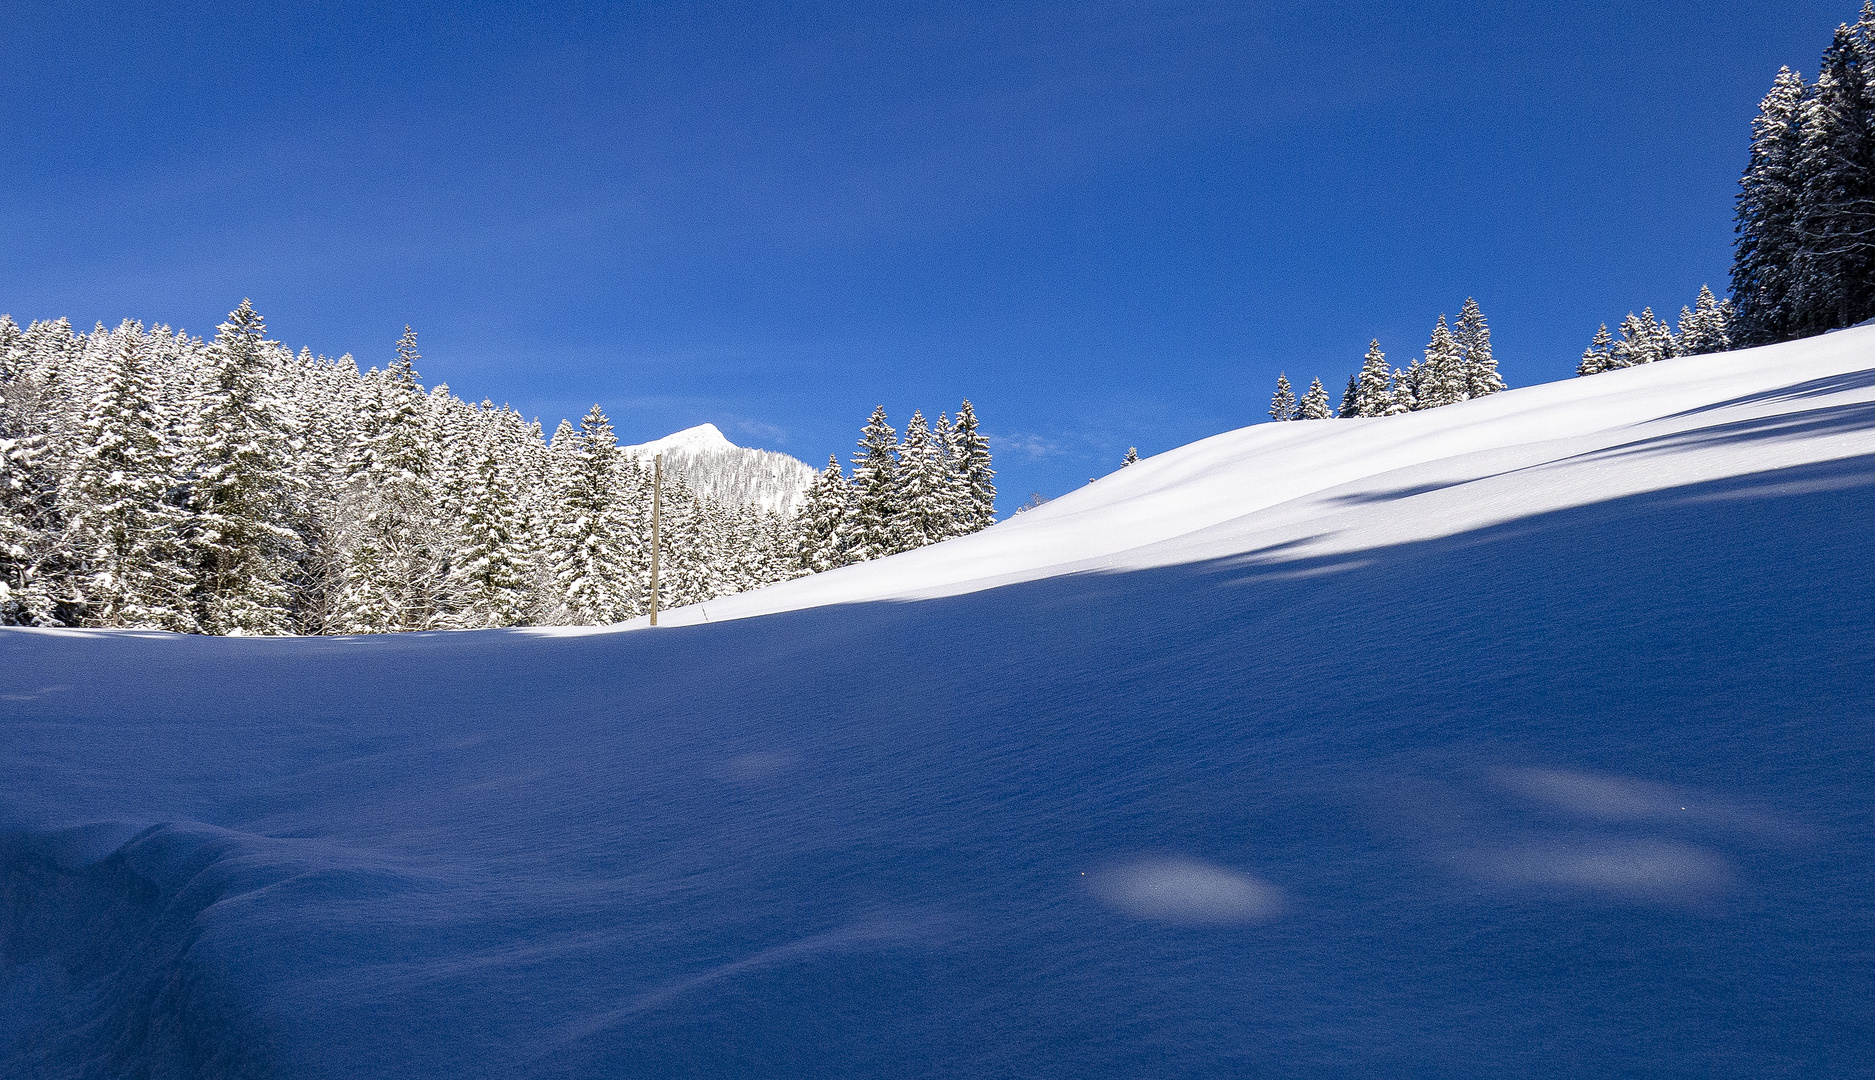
left=0, top=1, right=1854, bottom=503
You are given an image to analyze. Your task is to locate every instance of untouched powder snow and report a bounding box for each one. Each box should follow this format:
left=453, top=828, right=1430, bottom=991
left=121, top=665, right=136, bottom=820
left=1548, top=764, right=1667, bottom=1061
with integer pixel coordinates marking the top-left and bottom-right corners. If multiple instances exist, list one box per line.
left=6, top=329, right=1875, bottom=1077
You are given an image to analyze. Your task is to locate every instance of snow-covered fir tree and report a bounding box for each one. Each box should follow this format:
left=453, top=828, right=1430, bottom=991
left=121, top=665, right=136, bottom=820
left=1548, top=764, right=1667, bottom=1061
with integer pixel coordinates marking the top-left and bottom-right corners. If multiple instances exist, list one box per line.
left=1734, top=67, right=1811, bottom=345
left=551, top=405, right=638, bottom=624
left=932, top=411, right=973, bottom=539
left=1454, top=298, right=1505, bottom=399
left=1269, top=374, right=1298, bottom=421
left=1578, top=324, right=1616, bottom=376
left=1416, top=315, right=1467, bottom=410
left=1582, top=286, right=1740, bottom=376
left=1790, top=16, right=1875, bottom=337
left=185, top=300, right=303, bottom=635
left=892, top=411, right=951, bottom=549
left=1122, top=447, right=1139, bottom=466
left=952, top=400, right=996, bottom=531
left=332, top=328, right=446, bottom=633
left=1351, top=340, right=1393, bottom=417
left=63, top=324, right=196, bottom=631
left=795, top=455, right=852, bottom=573
left=1298, top=377, right=1332, bottom=420
left=1610, top=308, right=1678, bottom=368
left=1677, top=285, right=1735, bottom=355
left=1386, top=359, right=1421, bottom=416
left=0, top=318, right=65, bottom=625
left=446, top=434, right=535, bottom=628
left=846, top=406, right=901, bottom=563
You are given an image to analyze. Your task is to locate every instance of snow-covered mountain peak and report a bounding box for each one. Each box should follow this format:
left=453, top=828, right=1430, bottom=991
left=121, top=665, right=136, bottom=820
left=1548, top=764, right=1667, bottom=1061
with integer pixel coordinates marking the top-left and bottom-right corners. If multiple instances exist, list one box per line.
left=619, top=422, right=819, bottom=516
left=621, top=422, right=737, bottom=456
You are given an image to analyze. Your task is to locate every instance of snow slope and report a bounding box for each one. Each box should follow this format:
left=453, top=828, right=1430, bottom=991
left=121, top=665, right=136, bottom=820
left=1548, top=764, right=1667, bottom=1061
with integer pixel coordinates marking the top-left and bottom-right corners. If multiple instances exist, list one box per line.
left=6, top=329, right=1875, bottom=1078
left=609, top=327, right=1875, bottom=627
left=620, top=422, right=819, bottom=515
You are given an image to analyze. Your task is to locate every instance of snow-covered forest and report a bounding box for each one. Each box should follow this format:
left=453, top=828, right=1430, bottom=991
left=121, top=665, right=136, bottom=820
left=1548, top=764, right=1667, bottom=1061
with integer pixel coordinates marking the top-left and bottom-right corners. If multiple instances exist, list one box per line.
left=1732, top=3, right=1875, bottom=344
left=0, top=306, right=995, bottom=633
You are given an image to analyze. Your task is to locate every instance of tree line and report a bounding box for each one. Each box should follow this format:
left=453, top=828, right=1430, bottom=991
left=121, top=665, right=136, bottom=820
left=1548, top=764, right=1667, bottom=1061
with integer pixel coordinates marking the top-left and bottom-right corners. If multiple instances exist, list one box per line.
left=1581, top=4, right=1875, bottom=373
left=1732, top=2, right=1875, bottom=344
left=1577, top=285, right=1735, bottom=375
left=1268, top=1, right=1875, bottom=408
left=0, top=304, right=995, bottom=632
left=1268, top=297, right=1506, bottom=422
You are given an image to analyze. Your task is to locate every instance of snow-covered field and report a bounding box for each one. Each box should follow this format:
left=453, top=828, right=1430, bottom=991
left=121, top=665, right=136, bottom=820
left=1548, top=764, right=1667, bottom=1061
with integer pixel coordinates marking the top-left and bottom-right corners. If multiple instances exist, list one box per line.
left=6, top=329, right=1875, bottom=1077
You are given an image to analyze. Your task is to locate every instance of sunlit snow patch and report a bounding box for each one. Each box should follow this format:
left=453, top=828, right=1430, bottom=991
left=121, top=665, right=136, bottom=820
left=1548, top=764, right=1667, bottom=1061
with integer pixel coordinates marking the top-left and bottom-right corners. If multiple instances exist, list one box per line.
left=1087, top=855, right=1282, bottom=925
left=1499, top=768, right=1688, bottom=823
left=1482, top=839, right=1732, bottom=901
left=1497, top=766, right=1804, bottom=842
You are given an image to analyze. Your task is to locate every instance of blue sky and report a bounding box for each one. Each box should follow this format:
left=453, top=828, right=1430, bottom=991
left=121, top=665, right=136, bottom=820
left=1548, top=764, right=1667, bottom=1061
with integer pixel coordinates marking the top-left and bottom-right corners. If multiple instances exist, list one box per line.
left=0, top=0, right=1854, bottom=505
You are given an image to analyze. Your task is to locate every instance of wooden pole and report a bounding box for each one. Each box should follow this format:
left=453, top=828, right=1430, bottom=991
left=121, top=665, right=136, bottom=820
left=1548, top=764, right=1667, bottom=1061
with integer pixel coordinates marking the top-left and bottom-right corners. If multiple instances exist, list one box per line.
left=650, top=453, right=661, bottom=626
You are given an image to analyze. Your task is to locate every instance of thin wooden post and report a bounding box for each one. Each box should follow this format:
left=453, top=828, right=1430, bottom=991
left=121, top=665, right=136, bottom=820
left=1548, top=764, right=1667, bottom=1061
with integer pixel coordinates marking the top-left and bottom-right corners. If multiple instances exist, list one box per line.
left=650, top=453, right=661, bottom=625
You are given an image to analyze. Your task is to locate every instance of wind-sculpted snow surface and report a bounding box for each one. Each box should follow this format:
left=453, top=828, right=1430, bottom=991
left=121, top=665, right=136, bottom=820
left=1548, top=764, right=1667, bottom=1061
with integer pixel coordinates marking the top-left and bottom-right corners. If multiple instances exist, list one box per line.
left=5, top=330, right=1875, bottom=1076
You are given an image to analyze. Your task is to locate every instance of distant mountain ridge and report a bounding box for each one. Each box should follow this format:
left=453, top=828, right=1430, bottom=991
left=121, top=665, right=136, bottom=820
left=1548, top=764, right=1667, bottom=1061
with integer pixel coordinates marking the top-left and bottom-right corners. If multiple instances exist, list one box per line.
left=620, top=423, right=819, bottom=516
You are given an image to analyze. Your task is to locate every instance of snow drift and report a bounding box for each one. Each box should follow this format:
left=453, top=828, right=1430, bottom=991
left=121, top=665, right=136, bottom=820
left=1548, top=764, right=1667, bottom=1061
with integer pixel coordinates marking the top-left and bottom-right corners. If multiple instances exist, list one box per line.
left=6, top=329, right=1875, bottom=1077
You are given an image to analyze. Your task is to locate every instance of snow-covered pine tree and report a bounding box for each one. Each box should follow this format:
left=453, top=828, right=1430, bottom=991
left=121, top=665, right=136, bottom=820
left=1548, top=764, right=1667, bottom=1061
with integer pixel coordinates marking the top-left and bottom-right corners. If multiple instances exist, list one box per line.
left=63, top=323, right=197, bottom=630
left=1791, top=21, right=1875, bottom=336
left=1649, top=308, right=1681, bottom=361
left=953, top=401, right=996, bottom=531
left=1417, top=315, right=1467, bottom=409
left=933, top=411, right=973, bottom=538
left=0, top=317, right=66, bottom=626
left=445, top=435, right=535, bottom=627
left=495, top=407, right=553, bottom=616
left=1454, top=298, right=1505, bottom=398
left=0, top=428, right=58, bottom=625
left=1298, top=377, right=1332, bottom=419
left=1609, top=318, right=1638, bottom=369
left=288, top=351, right=364, bottom=633
left=1578, top=324, right=1616, bottom=376
left=331, top=328, right=448, bottom=633
left=1677, top=285, right=1735, bottom=355
left=891, top=410, right=952, bottom=550
left=1385, top=361, right=1420, bottom=415
left=1732, top=66, right=1811, bottom=346
left=1269, top=374, right=1298, bottom=421
left=1122, top=446, right=1139, bottom=466
left=655, top=479, right=709, bottom=609
left=795, top=454, right=852, bottom=573
left=1353, top=340, right=1392, bottom=417
left=846, top=406, right=901, bottom=561
left=550, top=404, right=635, bottom=624
left=427, top=385, right=476, bottom=533
left=1337, top=374, right=1360, bottom=418
left=184, top=301, right=303, bottom=635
